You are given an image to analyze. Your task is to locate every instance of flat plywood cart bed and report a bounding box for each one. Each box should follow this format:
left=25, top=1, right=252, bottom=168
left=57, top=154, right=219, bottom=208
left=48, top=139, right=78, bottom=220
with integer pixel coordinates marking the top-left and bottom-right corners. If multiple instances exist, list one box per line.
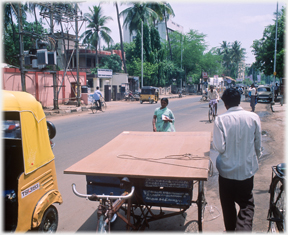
left=64, top=131, right=211, bottom=232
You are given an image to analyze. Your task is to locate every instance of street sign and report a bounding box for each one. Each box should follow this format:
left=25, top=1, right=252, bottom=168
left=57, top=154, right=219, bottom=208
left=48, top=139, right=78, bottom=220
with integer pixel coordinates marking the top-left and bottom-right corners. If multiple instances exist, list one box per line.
left=202, top=72, right=208, bottom=78
left=97, top=69, right=113, bottom=78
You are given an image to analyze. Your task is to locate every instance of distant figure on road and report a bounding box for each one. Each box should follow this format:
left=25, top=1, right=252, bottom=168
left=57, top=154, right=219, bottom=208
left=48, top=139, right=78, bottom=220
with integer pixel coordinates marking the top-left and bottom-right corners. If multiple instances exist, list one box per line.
left=274, top=83, right=279, bottom=100
left=248, top=84, right=257, bottom=112
left=93, top=87, right=103, bottom=111
left=152, top=98, right=175, bottom=132
left=208, top=85, right=219, bottom=115
left=213, top=88, right=262, bottom=232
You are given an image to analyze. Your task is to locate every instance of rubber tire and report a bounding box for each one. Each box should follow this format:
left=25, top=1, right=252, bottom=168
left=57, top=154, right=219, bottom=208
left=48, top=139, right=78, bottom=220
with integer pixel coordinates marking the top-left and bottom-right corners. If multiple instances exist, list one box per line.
left=150, top=100, right=153, bottom=104
left=38, top=205, right=58, bottom=232
left=91, top=105, right=97, bottom=114
left=198, top=181, right=206, bottom=232
left=97, top=214, right=107, bottom=233
left=140, top=100, right=143, bottom=104
left=208, top=108, right=213, bottom=123
left=270, top=103, right=274, bottom=112
left=268, top=177, right=285, bottom=232
left=101, top=102, right=107, bottom=112
left=47, top=121, right=56, bottom=139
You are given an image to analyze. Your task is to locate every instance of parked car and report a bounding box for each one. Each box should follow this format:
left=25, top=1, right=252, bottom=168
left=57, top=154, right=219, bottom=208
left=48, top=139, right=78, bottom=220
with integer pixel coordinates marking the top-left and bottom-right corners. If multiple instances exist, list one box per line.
left=257, top=85, right=273, bottom=102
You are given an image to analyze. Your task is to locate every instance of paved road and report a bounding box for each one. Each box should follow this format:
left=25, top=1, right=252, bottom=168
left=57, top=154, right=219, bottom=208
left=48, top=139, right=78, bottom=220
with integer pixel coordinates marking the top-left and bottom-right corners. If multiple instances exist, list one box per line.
left=46, top=96, right=285, bottom=232
left=47, top=96, right=225, bottom=232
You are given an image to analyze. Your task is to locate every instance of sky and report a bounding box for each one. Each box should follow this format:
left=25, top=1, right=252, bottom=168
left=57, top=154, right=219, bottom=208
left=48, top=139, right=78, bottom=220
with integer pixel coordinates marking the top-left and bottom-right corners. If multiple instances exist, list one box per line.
left=74, top=0, right=286, bottom=65
left=3, top=0, right=286, bottom=65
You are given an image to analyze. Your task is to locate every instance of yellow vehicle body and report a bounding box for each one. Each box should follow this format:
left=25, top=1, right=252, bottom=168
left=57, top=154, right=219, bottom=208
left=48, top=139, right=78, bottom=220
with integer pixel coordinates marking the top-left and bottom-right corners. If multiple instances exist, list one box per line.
left=140, top=86, right=159, bottom=104
left=3, top=90, right=63, bottom=232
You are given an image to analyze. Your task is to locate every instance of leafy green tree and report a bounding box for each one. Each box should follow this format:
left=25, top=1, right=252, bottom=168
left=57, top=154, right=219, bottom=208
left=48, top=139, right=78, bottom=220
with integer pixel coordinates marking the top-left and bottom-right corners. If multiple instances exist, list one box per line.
left=81, top=4, right=113, bottom=68
left=99, top=54, right=122, bottom=72
left=126, top=58, right=158, bottom=86
left=143, top=23, right=152, bottom=62
left=251, top=6, right=285, bottom=78
left=146, top=2, right=175, bottom=60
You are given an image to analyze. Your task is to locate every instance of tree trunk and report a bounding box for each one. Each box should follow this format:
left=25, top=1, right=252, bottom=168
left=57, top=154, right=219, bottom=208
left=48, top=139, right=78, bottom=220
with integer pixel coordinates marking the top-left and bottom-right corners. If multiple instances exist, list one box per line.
left=95, top=41, right=98, bottom=68
left=115, top=2, right=127, bottom=73
left=33, top=5, right=38, bottom=26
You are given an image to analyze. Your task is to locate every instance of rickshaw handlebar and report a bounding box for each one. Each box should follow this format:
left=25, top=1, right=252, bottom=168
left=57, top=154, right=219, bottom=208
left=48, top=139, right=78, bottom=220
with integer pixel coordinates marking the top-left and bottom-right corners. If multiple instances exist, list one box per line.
left=72, top=183, right=135, bottom=200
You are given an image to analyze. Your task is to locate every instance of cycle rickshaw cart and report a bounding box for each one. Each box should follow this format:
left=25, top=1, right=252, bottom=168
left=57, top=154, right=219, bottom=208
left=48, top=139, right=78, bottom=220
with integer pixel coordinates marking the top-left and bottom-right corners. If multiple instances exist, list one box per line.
left=64, top=131, right=211, bottom=232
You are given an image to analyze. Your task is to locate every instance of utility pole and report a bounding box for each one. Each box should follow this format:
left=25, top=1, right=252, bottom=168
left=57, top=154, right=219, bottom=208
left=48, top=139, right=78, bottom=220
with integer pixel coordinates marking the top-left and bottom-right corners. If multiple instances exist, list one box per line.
left=75, top=4, right=81, bottom=107
left=272, top=2, right=279, bottom=104
left=141, top=20, right=143, bottom=88
left=18, top=4, right=26, bottom=92
left=50, top=7, right=59, bottom=110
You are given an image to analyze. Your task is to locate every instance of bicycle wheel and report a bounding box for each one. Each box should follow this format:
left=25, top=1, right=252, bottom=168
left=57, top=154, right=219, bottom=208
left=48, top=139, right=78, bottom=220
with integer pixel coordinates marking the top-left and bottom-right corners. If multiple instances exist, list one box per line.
left=101, top=101, right=107, bottom=112
left=198, top=181, right=206, bottom=232
left=208, top=108, right=213, bottom=123
left=91, top=104, right=97, bottom=114
left=270, top=103, right=275, bottom=112
left=97, top=214, right=107, bottom=233
left=268, top=176, right=285, bottom=232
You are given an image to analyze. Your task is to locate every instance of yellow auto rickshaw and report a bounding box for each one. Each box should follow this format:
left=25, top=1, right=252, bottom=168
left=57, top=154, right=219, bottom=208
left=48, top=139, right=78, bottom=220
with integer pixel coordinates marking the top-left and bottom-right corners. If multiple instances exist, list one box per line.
left=3, top=90, right=63, bottom=232
left=139, top=86, right=159, bottom=104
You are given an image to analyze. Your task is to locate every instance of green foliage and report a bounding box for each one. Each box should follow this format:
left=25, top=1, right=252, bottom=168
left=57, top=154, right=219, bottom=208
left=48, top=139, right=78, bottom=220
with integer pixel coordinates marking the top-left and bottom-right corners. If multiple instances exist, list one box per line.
left=99, top=54, right=122, bottom=72
left=251, top=6, right=285, bottom=78
left=243, top=79, right=253, bottom=86
left=150, top=26, right=161, bottom=52
left=126, top=58, right=158, bottom=86
left=4, top=16, right=47, bottom=67
left=217, top=40, right=246, bottom=79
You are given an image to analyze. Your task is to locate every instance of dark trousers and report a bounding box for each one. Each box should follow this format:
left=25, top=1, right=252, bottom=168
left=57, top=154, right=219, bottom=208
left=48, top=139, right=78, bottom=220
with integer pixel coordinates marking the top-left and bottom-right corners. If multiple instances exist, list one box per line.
left=95, top=100, right=101, bottom=109
left=250, top=95, right=256, bottom=112
left=219, top=175, right=255, bottom=231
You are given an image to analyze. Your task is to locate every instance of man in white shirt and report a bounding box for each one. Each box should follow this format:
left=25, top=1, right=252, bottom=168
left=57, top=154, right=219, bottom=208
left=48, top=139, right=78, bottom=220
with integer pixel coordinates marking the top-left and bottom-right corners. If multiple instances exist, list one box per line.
left=208, top=85, right=219, bottom=115
left=248, top=84, right=257, bottom=112
left=213, top=88, right=262, bottom=232
left=93, top=87, right=103, bottom=111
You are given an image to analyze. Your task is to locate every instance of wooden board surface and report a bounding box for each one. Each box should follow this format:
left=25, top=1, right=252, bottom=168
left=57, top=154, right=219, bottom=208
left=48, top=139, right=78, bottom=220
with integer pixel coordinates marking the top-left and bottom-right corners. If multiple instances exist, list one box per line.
left=64, top=131, right=211, bottom=181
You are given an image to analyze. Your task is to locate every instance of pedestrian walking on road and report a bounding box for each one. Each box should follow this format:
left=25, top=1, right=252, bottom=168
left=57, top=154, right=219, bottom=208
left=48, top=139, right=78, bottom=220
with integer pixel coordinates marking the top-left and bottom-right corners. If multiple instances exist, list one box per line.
left=248, top=84, right=257, bottom=112
left=152, top=98, right=175, bottom=132
left=212, top=88, right=262, bottom=232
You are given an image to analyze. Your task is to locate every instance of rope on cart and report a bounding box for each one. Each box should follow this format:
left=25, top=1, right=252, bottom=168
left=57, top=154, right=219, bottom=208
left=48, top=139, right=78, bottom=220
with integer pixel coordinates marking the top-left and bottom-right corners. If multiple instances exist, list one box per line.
left=117, top=154, right=214, bottom=177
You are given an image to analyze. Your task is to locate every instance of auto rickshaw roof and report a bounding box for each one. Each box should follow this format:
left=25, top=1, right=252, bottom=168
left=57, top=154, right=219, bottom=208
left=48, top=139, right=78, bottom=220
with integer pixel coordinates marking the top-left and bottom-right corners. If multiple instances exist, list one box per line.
left=3, top=90, right=45, bottom=122
left=142, top=86, right=158, bottom=89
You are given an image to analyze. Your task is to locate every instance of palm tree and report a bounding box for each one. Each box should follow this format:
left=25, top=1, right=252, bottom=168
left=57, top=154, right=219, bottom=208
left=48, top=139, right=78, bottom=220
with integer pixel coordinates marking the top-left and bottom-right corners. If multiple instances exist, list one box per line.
left=219, top=41, right=232, bottom=76
left=81, top=4, right=113, bottom=68
left=230, top=40, right=246, bottom=78
left=114, top=2, right=127, bottom=73
left=26, top=2, right=40, bottom=26
left=120, top=3, right=157, bottom=36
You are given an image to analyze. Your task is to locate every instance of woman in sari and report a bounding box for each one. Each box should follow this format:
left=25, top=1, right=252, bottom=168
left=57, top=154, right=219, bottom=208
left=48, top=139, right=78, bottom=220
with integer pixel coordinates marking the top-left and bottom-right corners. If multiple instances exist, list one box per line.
left=152, top=98, right=175, bottom=132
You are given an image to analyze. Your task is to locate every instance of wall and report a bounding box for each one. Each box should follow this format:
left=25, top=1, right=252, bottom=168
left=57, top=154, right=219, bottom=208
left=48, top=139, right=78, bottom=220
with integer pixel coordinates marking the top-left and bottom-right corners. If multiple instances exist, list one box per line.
left=2, top=68, right=86, bottom=107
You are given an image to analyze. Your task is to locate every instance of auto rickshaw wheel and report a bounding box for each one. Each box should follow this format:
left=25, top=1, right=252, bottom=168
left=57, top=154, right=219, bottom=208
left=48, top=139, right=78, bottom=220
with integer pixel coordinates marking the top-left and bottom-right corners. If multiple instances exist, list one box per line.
left=140, top=100, right=143, bottom=104
left=38, top=205, right=58, bottom=232
left=150, top=100, right=153, bottom=104
left=47, top=121, right=56, bottom=139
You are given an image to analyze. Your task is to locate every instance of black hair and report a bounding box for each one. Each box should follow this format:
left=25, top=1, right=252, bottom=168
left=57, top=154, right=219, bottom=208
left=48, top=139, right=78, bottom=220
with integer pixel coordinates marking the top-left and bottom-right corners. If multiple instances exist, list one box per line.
left=161, top=98, right=169, bottom=105
left=221, top=88, right=241, bottom=108
left=96, top=86, right=99, bottom=89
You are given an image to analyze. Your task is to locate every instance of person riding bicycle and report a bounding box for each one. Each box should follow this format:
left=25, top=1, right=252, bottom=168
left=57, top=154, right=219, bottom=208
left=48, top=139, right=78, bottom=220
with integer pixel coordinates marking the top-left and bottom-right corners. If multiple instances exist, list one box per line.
left=208, top=85, right=219, bottom=115
left=93, top=87, right=103, bottom=111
